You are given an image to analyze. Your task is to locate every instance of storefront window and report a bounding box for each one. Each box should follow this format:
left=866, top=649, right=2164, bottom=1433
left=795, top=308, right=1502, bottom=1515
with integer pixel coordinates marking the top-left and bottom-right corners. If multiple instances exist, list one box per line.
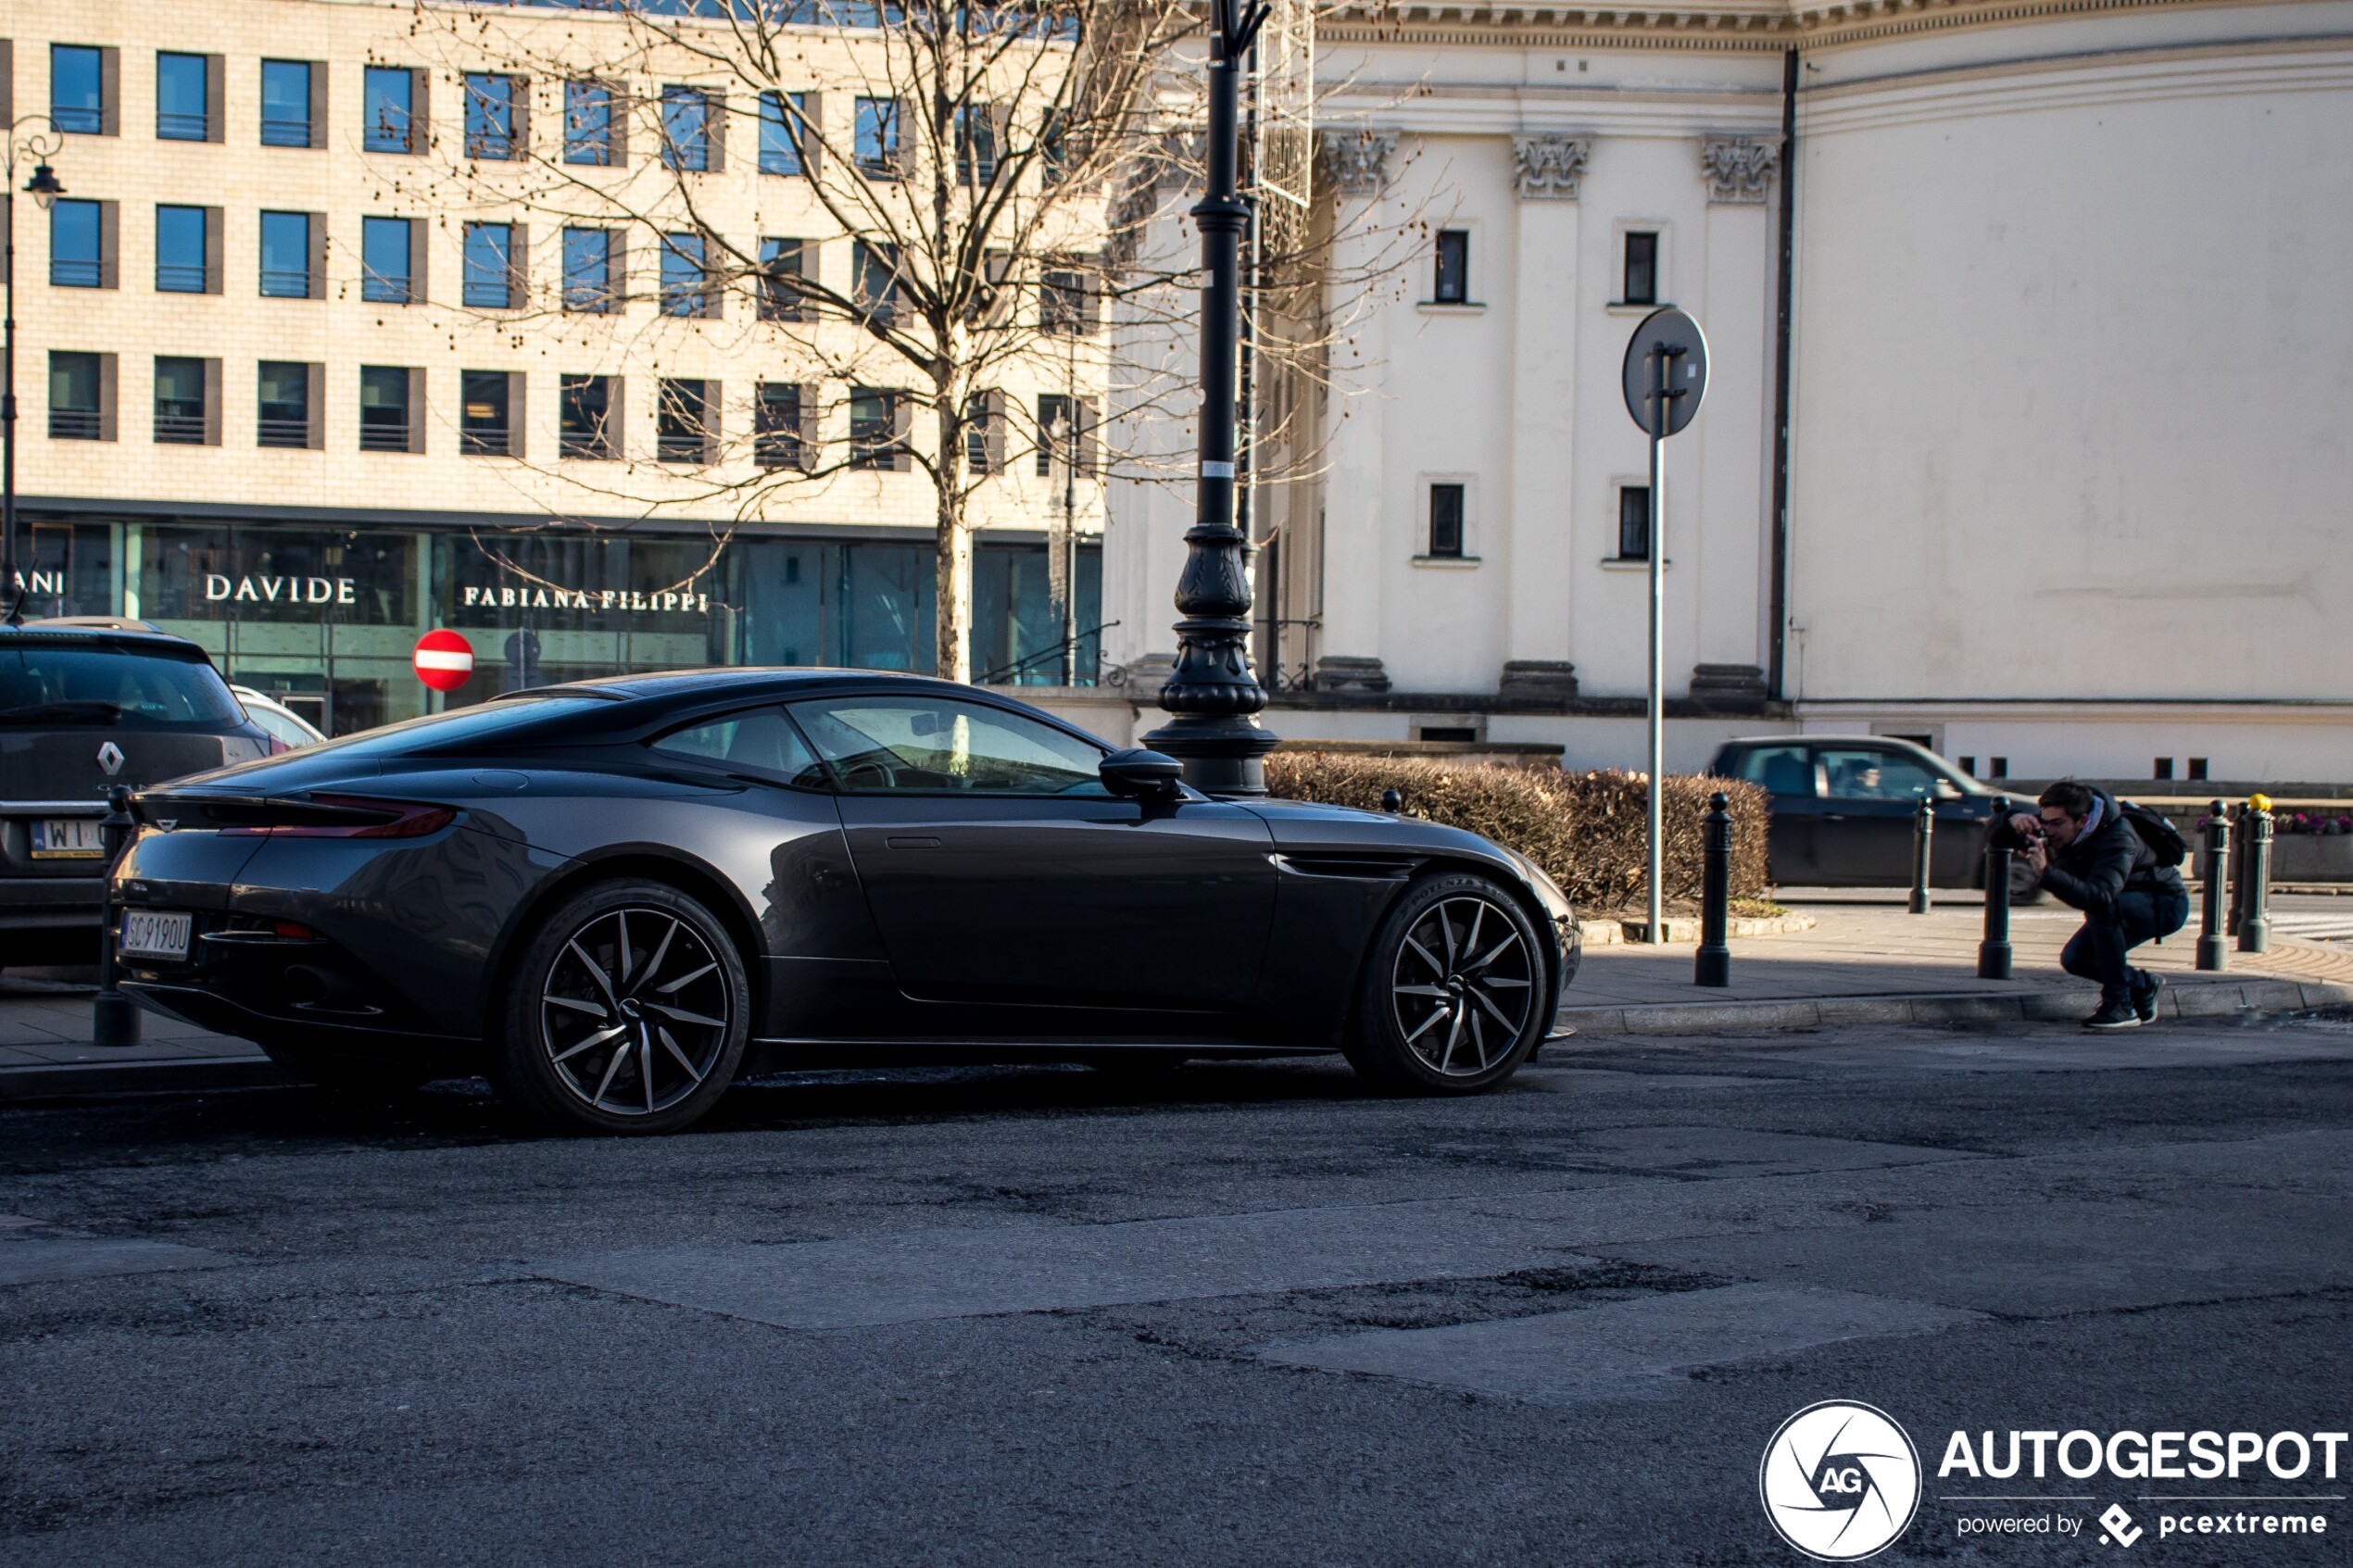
left=17, top=520, right=113, bottom=621
left=973, top=543, right=1101, bottom=684
left=437, top=533, right=730, bottom=696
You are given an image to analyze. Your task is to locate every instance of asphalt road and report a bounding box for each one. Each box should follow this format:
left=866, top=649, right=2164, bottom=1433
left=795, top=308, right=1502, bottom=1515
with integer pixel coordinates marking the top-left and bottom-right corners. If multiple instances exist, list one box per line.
left=5, top=1016, right=2352, bottom=1567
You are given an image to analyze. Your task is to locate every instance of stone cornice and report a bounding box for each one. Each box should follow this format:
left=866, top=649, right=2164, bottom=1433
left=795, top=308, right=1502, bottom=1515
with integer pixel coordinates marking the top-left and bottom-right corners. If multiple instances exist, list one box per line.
left=1320, top=0, right=2262, bottom=53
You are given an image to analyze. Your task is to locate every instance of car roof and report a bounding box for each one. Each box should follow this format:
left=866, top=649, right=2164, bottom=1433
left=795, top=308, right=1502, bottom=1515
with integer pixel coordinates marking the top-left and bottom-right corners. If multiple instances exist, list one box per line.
left=496, top=667, right=998, bottom=705
left=0, top=622, right=213, bottom=660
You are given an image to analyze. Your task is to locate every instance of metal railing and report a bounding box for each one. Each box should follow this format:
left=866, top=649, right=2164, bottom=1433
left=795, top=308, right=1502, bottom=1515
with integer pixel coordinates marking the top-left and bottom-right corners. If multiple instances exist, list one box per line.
left=359, top=420, right=411, bottom=453
left=154, top=413, right=207, bottom=445
left=48, top=409, right=103, bottom=441
left=157, top=262, right=208, bottom=293
left=977, top=621, right=1118, bottom=686
left=258, top=416, right=311, bottom=448
left=54, top=107, right=103, bottom=135
left=460, top=425, right=511, bottom=458
left=51, top=258, right=102, bottom=288
left=560, top=428, right=615, bottom=459
left=260, top=268, right=313, bottom=298
left=260, top=115, right=312, bottom=148
left=157, top=111, right=211, bottom=141
left=360, top=271, right=412, bottom=305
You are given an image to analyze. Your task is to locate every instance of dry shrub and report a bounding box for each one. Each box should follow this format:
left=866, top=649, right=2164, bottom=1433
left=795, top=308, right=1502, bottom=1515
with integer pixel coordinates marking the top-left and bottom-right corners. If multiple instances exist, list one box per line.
left=1264, top=752, right=1768, bottom=912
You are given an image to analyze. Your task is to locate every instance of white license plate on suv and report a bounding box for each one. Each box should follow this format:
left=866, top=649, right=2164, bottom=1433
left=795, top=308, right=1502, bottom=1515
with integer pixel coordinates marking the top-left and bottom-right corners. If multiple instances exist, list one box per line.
left=31, top=818, right=106, bottom=859
left=120, top=909, right=193, bottom=961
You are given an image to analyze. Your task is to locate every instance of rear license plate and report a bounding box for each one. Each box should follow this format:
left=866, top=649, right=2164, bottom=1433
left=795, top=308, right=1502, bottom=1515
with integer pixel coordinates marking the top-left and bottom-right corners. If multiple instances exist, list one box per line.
left=120, top=909, right=193, bottom=961
left=31, top=818, right=106, bottom=859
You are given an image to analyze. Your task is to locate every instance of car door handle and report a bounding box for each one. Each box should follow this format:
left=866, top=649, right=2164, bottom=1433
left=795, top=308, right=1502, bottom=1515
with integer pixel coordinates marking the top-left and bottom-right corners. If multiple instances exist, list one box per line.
left=1823, top=813, right=1847, bottom=822
left=885, top=835, right=942, bottom=850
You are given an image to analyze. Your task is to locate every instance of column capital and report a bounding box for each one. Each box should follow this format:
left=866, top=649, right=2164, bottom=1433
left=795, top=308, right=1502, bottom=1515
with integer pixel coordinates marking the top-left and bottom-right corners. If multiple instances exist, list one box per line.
left=1512, top=134, right=1590, bottom=201
left=1319, top=129, right=1398, bottom=198
left=1700, top=136, right=1780, bottom=204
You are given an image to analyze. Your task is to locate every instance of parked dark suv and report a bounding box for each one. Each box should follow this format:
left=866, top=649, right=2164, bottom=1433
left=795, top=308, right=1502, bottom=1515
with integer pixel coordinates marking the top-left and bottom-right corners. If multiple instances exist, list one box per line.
left=2, top=624, right=270, bottom=966
left=1708, top=734, right=2033, bottom=891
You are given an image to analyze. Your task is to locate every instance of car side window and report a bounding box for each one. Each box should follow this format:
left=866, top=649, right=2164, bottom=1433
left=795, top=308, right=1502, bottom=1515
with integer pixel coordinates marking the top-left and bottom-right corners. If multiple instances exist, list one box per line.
left=1818, top=746, right=1939, bottom=801
left=787, top=696, right=1107, bottom=796
left=1731, top=745, right=1819, bottom=797
left=648, top=708, right=827, bottom=788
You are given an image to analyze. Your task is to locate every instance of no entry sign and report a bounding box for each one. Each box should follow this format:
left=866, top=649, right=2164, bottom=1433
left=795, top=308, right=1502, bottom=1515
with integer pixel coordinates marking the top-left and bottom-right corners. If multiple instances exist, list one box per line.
left=413, top=630, right=475, bottom=692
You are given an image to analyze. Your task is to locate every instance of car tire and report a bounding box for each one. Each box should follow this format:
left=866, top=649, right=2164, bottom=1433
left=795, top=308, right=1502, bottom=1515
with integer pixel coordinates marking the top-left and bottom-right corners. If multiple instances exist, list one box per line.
left=490, top=879, right=750, bottom=1135
left=257, top=1038, right=438, bottom=1098
left=1344, top=872, right=1547, bottom=1096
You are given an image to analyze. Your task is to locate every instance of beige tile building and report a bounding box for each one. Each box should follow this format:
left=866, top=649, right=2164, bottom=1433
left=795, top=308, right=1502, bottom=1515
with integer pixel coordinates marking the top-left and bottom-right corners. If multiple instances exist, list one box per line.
left=4, top=0, right=1108, bottom=733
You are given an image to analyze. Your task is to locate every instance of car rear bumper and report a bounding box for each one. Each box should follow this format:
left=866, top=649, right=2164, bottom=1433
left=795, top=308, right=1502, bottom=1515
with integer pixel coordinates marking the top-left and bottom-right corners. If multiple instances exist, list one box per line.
left=122, top=979, right=476, bottom=1062
left=0, top=873, right=106, bottom=932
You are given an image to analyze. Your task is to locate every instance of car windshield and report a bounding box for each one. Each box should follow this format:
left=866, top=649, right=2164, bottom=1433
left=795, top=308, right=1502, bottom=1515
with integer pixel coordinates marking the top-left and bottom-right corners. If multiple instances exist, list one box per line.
left=0, top=643, right=244, bottom=728
left=270, top=695, right=611, bottom=759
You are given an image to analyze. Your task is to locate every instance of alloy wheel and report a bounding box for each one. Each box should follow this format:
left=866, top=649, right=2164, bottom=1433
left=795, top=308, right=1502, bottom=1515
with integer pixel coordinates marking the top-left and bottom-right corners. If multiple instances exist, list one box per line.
left=539, top=907, right=732, bottom=1117
left=1389, top=895, right=1535, bottom=1076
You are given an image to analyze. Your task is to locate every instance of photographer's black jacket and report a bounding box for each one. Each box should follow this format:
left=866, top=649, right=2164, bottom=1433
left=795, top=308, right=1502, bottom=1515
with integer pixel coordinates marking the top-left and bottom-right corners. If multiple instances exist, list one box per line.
left=1991, top=787, right=2185, bottom=919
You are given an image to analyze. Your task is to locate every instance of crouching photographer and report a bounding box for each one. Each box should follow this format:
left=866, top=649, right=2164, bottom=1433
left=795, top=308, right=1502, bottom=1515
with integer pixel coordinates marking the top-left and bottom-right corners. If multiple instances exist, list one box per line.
left=1992, top=781, right=2191, bottom=1030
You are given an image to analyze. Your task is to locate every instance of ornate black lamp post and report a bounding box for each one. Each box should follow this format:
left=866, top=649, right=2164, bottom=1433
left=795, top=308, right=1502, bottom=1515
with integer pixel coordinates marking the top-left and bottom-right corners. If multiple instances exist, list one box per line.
left=3, top=119, right=67, bottom=627
left=1142, top=0, right=1279, bottom=797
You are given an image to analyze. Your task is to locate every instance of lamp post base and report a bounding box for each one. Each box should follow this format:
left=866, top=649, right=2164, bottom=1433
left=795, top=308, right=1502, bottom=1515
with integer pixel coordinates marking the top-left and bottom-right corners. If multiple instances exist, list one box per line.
left=1141, top=716, right=1279, bottom=798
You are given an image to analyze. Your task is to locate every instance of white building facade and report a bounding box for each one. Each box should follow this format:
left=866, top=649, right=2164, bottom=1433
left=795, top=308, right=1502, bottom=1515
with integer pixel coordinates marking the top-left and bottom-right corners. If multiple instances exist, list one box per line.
left=1104, top=0, right=2353, bottom=784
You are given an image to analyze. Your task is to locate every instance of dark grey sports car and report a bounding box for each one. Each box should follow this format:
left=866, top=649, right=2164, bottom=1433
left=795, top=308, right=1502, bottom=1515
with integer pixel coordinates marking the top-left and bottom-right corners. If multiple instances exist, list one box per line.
left=115, top=671, right=1579, bottom=1133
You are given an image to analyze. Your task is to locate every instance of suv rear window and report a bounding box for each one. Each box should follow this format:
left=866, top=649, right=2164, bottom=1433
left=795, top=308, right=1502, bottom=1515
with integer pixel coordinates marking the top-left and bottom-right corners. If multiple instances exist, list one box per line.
left=0, top=642, right=244, bottom=728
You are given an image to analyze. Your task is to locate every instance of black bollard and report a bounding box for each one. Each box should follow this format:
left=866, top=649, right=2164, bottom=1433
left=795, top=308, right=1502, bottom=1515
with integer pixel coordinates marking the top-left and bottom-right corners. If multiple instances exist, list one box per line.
left=2196, top=798, right=2231, bottom=972
left=90, top=784, right=143, bottom=1047
left=1908, top=797, right=1934, bottom=914
left=1379, top=787, right=1402, bottom=815
left=1978, top=796, right=2014, bottom=980
left=2237, top=795, right=2273, bottom=955
left=1694, top=791, right=1732, bottom=987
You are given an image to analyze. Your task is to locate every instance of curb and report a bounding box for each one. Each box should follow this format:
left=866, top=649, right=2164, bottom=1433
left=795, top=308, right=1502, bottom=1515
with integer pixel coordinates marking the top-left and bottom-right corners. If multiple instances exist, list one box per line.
left=1556, top=977, right=2353, bottom=1036
left=0, top=1056, right=291, bottom=1104
left=1579, top=913, right=1818, bottom=946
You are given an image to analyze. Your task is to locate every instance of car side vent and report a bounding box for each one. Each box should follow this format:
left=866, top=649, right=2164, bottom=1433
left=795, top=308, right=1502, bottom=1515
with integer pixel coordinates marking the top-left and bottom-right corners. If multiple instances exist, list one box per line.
left=1271, top=853, right=1418, bottom=880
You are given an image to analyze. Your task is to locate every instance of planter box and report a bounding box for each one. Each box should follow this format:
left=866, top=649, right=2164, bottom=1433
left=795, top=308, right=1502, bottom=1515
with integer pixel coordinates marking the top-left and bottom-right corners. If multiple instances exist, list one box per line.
left=2271, top=834, right=2353, bottom=882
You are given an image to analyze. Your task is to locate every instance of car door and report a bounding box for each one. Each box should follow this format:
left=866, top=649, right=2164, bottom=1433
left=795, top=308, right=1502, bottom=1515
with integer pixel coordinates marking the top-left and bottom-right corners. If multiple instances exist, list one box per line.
left=1722, top=744, right=1824, bottom=885
left=1811, top=745, right=1948, bottom=884
left=790, top=693, right=1277, bottom=1012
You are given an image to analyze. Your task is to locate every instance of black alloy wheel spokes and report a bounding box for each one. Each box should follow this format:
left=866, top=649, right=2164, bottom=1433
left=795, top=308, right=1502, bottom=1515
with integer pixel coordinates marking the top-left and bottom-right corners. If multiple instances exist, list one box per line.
left=540, top=908, right=730, bottom=1116
left=1390, top=896, right=1535, bottom=1076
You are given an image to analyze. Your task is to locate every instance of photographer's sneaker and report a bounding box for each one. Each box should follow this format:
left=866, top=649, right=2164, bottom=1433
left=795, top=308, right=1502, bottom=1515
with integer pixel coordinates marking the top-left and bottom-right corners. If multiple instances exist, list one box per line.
left=2130, top=972, right=2164, bottom=1024
left=2084, top=997, right=2142, bottom=1031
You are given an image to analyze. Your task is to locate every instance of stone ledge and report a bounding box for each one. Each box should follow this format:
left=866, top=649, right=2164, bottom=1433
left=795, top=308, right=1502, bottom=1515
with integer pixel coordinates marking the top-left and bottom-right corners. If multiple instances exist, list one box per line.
left=1554, top=978, right=2353, bottom=1038
left=1580, top=912, right=1818, bottom=945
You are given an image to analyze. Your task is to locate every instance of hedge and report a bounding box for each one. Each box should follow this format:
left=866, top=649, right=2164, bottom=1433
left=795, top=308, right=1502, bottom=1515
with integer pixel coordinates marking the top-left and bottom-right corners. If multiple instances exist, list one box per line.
left=1263, top=752, right=1768, bottom=912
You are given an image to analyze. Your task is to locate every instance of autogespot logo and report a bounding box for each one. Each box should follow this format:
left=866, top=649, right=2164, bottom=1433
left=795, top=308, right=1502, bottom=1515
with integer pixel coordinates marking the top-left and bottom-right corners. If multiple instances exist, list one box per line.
left=1760, top=1400, right=1924, bottom=1562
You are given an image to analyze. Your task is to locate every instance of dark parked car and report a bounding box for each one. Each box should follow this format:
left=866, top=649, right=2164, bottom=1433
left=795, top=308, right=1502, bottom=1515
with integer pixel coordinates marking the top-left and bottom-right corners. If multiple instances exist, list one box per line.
left=2, top=623, right=270, bottom=966
left=116, top=671, right=1580, bottom=1133
left=1709, top=734, right=2031, bottom=890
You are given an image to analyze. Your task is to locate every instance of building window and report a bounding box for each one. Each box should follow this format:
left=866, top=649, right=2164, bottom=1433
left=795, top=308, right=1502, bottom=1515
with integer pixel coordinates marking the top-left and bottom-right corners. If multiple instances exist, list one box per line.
left=464, top=73, right=522, bottom=160
left=464, top=222, right=517, bottom=307
left=759, top=91, right=808, bottom=176
left=1040, top=262, right=1089, bottom=335
left=849, top=386, right=902, bottom=470
left=854, top=96, right=900, bottom=178
left=259, top=210, right=315, bottom=297
left=361, top=216, right=414, bottom=304
left=755, top=383, right=803, bottom=470
left=661, top=85, right=713, bottom=171
left=1040, top=107, right=1069, bottom=185
left=49, top=352, right=105, bottom=440
left=52, top=46, right=109, bottom=136
left=359, top=366, right=414, bottom=452
left=460, top=370, right=514, bottom=457
left=1617, top=484, right=1650, bottom=560
left=363, top=66, right=418, bottom=154
left=560, top=374, right=616, bottom=458
left=956, top=104, right=996, bottom=185
left=1433, top=230, right=1468, bottom=304
left=660, top=232, right=710, bottom=318
left=257, top=360, right=313, bottom=448
left=260, top=60, right=316, bottom=148
left=657, top=378, right=711, bottom=463
left=156, top=205, right=212, bottom=293
left=564, top=80, right=614, bottom=166
left=852, top=240, right=898, bottom=327
left=563, top=228, right=615, bottom=312
left=1428, top=483, right=1466, bottom=558
left=157, top=53, right=214, bottom=142
left=1035, top=393, right=1075, bottom=478
left=154, top=356, right=210, bottom=445
left=50, top=200, right=107, bottom=288
left=758, top=237, right=805, bottom=321
left=965, top=392, right=996, bottom=474
left=1623, top=231, right=1658, bottom=306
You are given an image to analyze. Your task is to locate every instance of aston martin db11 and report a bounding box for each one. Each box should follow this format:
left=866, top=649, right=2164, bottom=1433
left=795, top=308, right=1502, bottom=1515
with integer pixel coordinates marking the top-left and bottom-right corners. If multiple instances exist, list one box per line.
left=114, top=670, right=1579, bottom=1133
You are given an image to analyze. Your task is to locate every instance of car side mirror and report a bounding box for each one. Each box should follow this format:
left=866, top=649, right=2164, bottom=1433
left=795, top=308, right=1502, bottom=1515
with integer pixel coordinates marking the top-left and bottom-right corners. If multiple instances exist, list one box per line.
left=1100, top=748, right=1185, bottom=801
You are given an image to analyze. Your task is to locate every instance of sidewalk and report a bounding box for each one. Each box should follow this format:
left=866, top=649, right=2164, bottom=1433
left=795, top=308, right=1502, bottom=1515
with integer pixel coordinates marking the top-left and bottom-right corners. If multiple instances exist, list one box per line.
left=1560, top=897, right=2353, bottom=1034
left=4, top=901, right=2350, bottom=1100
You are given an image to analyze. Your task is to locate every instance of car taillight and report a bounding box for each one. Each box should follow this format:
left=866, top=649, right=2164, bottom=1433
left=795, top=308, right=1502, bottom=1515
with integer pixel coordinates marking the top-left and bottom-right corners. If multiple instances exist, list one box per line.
left=273, top=922, right=319, bottom=940
left=220, top=796, right=457, bottom=839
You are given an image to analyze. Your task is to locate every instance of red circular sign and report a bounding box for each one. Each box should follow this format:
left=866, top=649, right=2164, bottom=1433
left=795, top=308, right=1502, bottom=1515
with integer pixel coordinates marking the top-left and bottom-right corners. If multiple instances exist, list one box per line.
left=413, top=629, right=475, bottom=692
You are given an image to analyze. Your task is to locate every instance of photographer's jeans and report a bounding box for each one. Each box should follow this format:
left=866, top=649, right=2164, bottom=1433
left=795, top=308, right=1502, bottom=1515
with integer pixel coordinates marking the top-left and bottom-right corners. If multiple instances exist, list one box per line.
left=2059, top=887, right=2193, bottom=1003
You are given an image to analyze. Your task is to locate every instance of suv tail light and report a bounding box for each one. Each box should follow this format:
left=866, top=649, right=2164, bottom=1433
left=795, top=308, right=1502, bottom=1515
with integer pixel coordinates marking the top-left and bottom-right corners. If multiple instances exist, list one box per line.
left=219, top=796, right=456, bottom=839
